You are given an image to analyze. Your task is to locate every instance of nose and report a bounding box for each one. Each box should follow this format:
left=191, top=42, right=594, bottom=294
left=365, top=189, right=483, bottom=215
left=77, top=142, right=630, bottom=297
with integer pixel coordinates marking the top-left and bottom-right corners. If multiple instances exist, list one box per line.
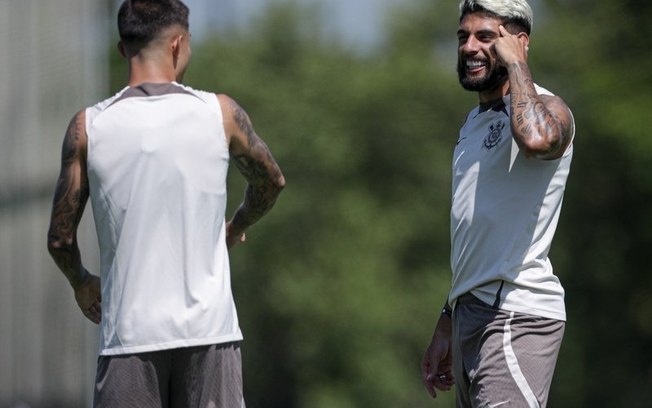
left=460, top=35, right=481, bottom=54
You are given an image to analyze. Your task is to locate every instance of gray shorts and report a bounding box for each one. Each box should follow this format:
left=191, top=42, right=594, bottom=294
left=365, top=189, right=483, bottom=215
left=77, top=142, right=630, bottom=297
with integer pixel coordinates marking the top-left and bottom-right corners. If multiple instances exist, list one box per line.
left=94, top=342, right=245, bottom=408
left=452, top=294, right=564, bottom=408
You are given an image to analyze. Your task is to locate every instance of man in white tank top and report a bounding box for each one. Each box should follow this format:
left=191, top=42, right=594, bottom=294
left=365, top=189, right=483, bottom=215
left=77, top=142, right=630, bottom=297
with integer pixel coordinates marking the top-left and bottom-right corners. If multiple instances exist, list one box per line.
left=421, top=1, right=574, bottom=407
left=47, top=1, right=284, bottom=407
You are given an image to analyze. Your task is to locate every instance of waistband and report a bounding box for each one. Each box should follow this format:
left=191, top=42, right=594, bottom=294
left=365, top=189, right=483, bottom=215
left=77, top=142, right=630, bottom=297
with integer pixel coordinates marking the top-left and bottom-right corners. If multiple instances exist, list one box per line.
left=457, top=292, right=492, bottom=307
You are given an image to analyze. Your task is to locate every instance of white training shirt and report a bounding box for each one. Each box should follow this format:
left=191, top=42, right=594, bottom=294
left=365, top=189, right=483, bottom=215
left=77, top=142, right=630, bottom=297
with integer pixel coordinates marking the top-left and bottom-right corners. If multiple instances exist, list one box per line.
left=449, top=85, right=574, bottom=321
left=86, top=82, right=243, bottom=355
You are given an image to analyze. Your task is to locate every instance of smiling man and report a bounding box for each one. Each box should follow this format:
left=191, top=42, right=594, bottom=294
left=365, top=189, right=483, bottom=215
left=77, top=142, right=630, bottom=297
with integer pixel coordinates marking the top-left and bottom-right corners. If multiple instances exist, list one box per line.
left=421, top=1, right=574, bottom=407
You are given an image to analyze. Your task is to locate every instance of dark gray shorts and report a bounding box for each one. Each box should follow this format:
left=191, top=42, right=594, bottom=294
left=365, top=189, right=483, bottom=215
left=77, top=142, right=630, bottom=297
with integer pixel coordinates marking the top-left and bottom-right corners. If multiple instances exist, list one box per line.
left=452, top=294, right=564, bottom=408
left=94, top=342, right=245, bottom=408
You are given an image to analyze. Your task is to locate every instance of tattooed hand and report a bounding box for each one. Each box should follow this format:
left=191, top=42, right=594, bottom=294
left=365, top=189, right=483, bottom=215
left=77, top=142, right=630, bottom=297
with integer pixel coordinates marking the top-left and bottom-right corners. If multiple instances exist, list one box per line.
left=494, top=25, right=529, bottom=67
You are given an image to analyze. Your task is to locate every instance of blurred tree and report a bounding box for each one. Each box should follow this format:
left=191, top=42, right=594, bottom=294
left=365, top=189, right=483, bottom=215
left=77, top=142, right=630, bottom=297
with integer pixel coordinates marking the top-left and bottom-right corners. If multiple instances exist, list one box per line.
left=535, top=1, right=652, bottom=407
left=183, top=2, right=462, bottom=407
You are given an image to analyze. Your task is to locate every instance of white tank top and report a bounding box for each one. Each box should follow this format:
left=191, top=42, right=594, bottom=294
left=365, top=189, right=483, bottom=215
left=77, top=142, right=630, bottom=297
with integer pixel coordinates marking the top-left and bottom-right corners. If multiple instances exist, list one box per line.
left=449, top=85, right=574, bottom=321
left=86, top=82, right=242, bottom=355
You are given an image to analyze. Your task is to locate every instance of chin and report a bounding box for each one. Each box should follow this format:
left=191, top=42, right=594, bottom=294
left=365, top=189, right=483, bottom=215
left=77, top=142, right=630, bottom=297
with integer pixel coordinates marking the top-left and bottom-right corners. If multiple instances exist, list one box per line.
left=459, top=72, right=506, bottom=93
left=460, top=77, right=491, bottom=92
left=457, top=61, right=508, bottom=92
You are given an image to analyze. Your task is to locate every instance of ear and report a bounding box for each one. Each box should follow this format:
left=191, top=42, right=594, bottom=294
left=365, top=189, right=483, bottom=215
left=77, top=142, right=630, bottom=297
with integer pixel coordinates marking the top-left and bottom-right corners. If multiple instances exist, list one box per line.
left=117, top=41, right=127, bottom=58
left=517, top=32, right=530, bottom=49
left=171, top=35, right=182, bottom=56
left=171, top=35, right=182, bottom=67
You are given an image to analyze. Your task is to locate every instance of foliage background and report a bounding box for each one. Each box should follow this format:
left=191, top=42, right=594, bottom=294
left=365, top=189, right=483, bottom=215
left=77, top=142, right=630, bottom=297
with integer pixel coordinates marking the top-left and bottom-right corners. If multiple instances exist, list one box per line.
left=106, top=0, right=652, bottom=407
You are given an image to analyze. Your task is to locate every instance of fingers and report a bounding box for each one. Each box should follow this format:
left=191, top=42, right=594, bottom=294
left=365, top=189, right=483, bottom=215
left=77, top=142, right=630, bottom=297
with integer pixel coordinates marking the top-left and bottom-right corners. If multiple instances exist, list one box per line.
left=422, top=342, right=457, bottom=399
left=84, top=300, right=102, bottom=324
left=494, top=25, right=529, bottom=65
left=434, top=371, right=456, bottom=391
left=421, top=356, right=438, bottom=398
left=75, top=274, right=102, bottom=324
left=227, top=232, right=246, bottom=249
left=421, top=351, right=454, bottom=398
left=421, top=365, right=455, bottom=398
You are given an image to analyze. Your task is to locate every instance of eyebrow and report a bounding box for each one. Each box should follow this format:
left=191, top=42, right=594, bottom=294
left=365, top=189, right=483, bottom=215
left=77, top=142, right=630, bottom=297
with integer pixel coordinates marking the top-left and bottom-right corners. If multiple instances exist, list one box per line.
left=457, top=28, right=498, bottom=37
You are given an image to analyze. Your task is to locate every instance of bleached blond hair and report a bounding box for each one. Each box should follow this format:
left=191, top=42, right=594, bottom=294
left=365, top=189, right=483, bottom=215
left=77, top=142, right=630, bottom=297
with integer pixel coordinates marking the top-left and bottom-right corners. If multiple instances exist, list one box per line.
left=459, top=0, right=534, bottom=34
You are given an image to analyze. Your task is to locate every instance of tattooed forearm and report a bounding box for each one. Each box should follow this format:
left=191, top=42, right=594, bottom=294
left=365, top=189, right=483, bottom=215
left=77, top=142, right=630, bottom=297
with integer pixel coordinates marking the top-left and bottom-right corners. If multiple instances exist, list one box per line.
left=507, top=62, right=566, bottom=158
left=47, top=111, right=90, bottom=289
left=50, top=174, right=89, bottom=242
left=227, top=99, right=285, bottom=231
left=231, top=152, right=284, bottom=231
left=232, top=139, right=279, bottom=186
left=231, top=187, right=272, bottom=231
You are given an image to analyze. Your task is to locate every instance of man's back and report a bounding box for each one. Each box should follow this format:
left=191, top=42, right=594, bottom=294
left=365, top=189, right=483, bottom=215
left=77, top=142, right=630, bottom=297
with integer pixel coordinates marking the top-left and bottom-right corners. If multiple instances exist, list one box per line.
left=47, top=2, right=283, bottom=405
left=86, top=82, right=242, bottom=355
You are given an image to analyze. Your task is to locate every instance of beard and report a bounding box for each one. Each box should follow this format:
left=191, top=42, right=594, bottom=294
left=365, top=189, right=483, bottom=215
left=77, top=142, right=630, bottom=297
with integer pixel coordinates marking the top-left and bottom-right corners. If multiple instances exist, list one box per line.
left=457, top=58, right=508, bottom=92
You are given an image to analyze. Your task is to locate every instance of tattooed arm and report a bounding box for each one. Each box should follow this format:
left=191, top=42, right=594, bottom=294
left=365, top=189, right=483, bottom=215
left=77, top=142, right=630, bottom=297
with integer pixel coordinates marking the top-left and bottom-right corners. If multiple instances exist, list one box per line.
left=218, top=94, right=286, bottom=248
left=495, top=26, right=573, bottom=160
left=506, top=63, right=573, bottom=160
left=47, top=110, right=101, bottom=324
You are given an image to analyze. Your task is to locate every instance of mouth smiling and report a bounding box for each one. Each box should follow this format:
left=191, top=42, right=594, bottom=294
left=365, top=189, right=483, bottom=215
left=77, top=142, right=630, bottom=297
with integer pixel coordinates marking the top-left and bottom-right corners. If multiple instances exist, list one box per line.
left=465, top=59, right=488, bottom=74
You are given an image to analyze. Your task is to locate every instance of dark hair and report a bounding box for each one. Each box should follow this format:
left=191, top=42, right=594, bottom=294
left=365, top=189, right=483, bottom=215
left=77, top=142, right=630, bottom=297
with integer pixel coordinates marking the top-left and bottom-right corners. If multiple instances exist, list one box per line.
left=459, top=0, right=532, bottom=35
left=118, top=0, right=190, bottom=48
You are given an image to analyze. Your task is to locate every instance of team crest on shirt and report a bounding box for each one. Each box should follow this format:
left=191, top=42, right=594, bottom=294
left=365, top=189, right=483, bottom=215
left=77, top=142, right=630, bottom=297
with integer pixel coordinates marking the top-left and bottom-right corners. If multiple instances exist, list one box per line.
left=483, top=120, right=505, bottom=150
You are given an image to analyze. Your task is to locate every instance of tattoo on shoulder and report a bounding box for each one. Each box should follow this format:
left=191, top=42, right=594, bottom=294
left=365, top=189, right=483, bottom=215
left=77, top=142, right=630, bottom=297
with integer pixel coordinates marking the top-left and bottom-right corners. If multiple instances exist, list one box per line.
left=230, top=99, right=257, bottom=147
left=62, top=113, right=85, bottom=163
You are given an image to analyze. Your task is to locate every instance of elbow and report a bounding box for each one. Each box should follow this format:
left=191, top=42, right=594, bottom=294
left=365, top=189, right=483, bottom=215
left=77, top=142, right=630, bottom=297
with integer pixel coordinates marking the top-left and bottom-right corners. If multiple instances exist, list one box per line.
left=47, top=230, right=73, bottom=258
left=274, top=173, right=286, bottom=194
left=521, top=134, right=562, bottom=159
left=523, top=144, right=557, bottom=159
left=265, top=173, right=285, bottom=204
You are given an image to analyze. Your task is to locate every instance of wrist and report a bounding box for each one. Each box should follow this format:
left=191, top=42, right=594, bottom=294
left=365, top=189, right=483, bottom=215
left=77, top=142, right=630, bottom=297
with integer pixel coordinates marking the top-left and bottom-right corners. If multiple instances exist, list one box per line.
left=435, top=307, right=453, bottom=335
left=505, top=60, right=530, bottom=75
left=70, top=267, right=90, bottom=290
left=230, top=204, right=253, bottom=231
